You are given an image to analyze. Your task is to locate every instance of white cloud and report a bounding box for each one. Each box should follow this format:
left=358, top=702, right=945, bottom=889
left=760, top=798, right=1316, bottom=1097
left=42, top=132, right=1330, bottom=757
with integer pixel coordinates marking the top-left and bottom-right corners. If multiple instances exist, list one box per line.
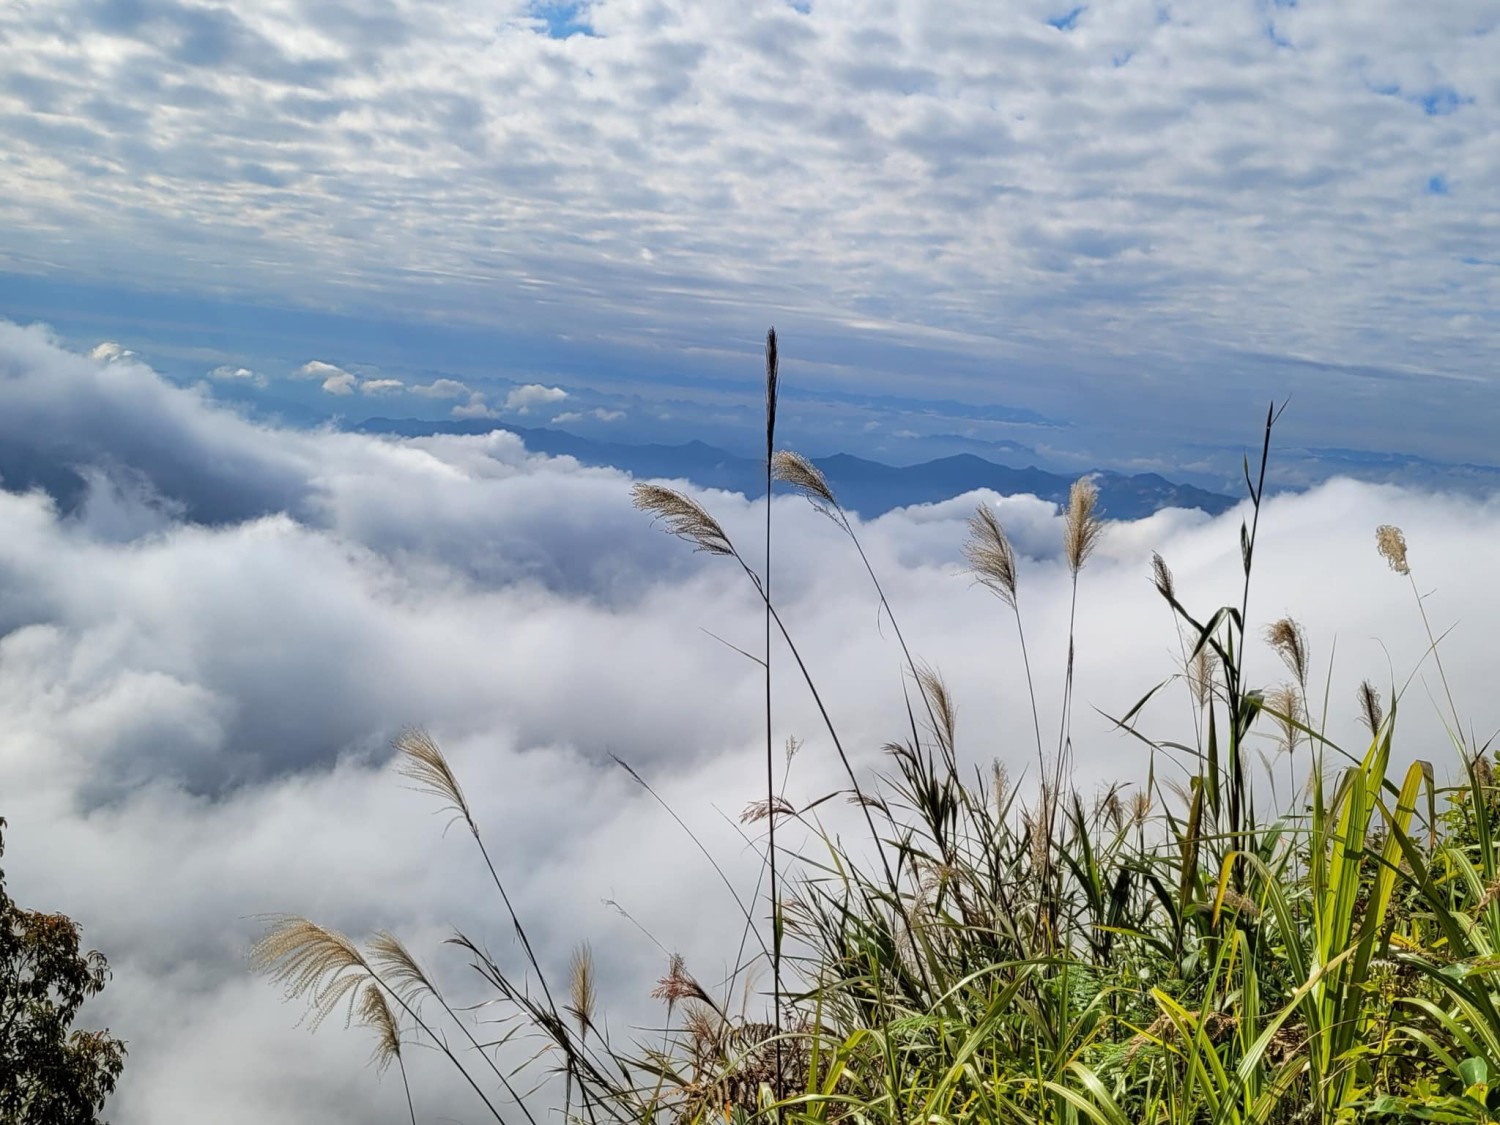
left=208, top=365, right=267, bottom=388
left=358, top=378, right=404, bottom=396
left=504, top=384, right=568, bottom=414
left=321, top=372, right=357, bottom=395
left=90, top=341, right=134, bottom=363
left=408, top=378, right=470, bottom=399
left=4, top=330, right=1500, bottom=1124
left=552, top=408, right=625, bottom=423
left=293, top=360, right=348, bottom=381
left=452, top=391, right=498, bottom=419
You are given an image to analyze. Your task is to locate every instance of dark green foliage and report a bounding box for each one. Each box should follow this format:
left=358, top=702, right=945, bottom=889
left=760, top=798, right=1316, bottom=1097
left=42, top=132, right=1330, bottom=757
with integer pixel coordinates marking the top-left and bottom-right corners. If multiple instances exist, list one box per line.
left=0, top=818, right=126, bottom=1123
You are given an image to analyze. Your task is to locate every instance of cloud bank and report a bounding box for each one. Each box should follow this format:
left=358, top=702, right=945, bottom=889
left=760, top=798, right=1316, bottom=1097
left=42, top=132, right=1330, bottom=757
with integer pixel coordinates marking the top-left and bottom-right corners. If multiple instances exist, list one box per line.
left=0, top=0, right=1493, bottom=395
left=2, top=323, right=1498, bottom=1122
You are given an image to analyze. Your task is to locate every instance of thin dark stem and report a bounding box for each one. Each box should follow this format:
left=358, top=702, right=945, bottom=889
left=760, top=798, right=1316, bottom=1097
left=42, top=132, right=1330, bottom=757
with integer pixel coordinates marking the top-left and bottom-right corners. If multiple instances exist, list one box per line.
left=396, top=1051, right=418, bottom=1125
left=736, top=554, right=901, bottom=899
left=466, top=824, right=558, bottom=1019
left=763, top=327, right=784, bottom=1094
left=372, top=972, right=511, bottom=1125
left=611, top=755, right=769, bottom=960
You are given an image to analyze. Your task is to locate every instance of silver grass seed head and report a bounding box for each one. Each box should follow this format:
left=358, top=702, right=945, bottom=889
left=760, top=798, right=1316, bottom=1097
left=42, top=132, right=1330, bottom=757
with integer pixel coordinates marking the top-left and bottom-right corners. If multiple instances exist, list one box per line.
left=740, top=796, right=796, bottom=824
left=632, top=483, right=735, bottom=557
left=395, top=729, right=472, bottom=828
left=1151, top=552, right=1175, bottom=602
left=356, top=983, right=403, bottom=1072
left=1265, top=617, right=1310, bottom=689
left=916, top=664, right=956, bottom=752
left=771, top=449, right=837, bottom=508
left=366, top=931, right=435, bottom=1005
left=1267, top=683, right=1305, bottom=754
left=569, top=943, right=597, bottom=1035
left=1376, top=525, right=1409, bottom=575
left=1357, top=680, right=1384, bottom=735
left=250, top=915, right=370, bottom=1031
left=1064, top=477, right=1103, bottom=576
left=1190, top=647, right=1218, bottom=709
left=651, top=953, right=712, bottom=1006
left=964, top=503, right=1018, bottom=608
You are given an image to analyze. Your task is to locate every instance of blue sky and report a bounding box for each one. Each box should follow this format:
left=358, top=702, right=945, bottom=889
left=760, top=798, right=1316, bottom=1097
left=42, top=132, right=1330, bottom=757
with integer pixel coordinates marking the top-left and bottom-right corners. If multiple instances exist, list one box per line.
left=0, top=0, right=1496, bottom=488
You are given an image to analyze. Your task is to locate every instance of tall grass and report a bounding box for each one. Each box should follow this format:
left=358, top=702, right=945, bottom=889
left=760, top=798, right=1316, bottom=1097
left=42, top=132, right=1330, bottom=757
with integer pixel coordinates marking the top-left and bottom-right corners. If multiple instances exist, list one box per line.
left=255, top=338, right=1500, bottom=1125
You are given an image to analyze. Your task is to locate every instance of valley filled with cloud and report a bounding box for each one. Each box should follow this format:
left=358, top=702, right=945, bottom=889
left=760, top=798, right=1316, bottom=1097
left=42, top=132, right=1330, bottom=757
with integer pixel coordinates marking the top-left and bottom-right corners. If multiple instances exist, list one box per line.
left=3, top=322, right=1497, bottom=1122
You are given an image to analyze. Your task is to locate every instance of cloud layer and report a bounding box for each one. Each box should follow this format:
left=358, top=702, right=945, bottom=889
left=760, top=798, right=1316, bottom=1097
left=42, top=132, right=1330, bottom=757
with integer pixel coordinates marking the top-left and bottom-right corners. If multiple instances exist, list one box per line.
left=3, top=324, right=1499, bottom=1122
left=0, top=0, right=1494, bottom=394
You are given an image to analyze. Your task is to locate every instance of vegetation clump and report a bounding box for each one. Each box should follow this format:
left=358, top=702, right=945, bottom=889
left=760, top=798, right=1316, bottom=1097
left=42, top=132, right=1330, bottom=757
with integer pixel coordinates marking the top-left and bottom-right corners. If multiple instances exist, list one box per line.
left=257, top=337, right=1500, bottom=1125
left=0, top=818, right=127, bottom=1124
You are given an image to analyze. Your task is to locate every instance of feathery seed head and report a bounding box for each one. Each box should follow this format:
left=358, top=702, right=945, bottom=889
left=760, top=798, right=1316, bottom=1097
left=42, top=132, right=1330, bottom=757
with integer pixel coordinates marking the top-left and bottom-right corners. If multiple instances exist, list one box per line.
left=1190, top=647, right=1218, bottom=709
left=964, top=503, right=1018, bottom=608
left=569, top=943, right=597, bottom=1036
left=355, top=983, right=403, bottom=1072
left=1267, top=683, right=1305, bottom=754
left=764, top=328, right=779, bottom=455
left=991, top=760, right=1010, bottom=807
left=916, top=665, right=956, bottom=753
left=1130, top=790, right=1152, bottom=827
left=632, top=483, right=735, bottom=557
left=1064, top=477, right=1103, bottom=575
left=366, top=931, right=434, bottom=1005
left=395, top=729, right=472, bottom=828
left=1376, top=525, right=1409, bottom=575
left=771, top=450, right=837, bottom=509
left=250, top=915, right=370, bottom=1031
left=1151, top=552, right=1175, bottom=602
left=740, top=796, right=796, bottom=824
left=1357, top=680, right=1384, bottom=736
left=1265, top=617, right=1310, bottom=689
left=651, top=953, right=712, bottom=1006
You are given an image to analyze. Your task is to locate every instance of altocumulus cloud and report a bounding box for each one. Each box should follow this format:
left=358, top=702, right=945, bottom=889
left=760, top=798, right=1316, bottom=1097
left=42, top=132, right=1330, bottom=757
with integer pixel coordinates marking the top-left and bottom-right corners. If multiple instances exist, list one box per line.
left=2, top=322, right=1498, bottom=1123
left=0, top=0, right=1493, bottom=394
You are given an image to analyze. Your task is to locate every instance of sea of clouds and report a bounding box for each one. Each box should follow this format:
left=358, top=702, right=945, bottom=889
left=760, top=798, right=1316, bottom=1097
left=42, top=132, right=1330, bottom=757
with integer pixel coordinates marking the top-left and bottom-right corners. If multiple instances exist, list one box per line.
left=2, top=319, right=1498, bottom=1122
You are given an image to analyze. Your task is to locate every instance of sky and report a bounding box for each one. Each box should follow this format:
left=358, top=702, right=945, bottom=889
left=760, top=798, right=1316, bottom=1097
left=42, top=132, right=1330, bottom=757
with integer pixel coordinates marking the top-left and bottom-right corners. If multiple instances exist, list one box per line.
left=0, top=0, right=1496, bottom=483
left=0, top=1, right=1497, bottom=1121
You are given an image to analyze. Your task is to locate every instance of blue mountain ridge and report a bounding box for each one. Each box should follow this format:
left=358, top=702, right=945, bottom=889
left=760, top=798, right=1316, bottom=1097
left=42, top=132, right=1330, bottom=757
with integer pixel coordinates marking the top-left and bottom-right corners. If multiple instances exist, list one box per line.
left=355, top=418, right=1237, bottom=520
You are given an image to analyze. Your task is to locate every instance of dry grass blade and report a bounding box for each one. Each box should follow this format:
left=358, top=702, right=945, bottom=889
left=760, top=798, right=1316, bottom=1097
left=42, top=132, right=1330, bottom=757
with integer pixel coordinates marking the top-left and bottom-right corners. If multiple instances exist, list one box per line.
left=367, top=931, right=436, bottom=1005
left=1357, top=680, right=1384, bottom=735
left=356, top=982, right=403, bottom=1072
left=250, top=915, right=370, bottom=1030
left=568, top=943, right=596, bottom=1035
left=396, top=729, right=472, bottom=828
left=1376, top=524, right=1409, bottom=575
left=632, top=483, right=735, bottom=556
left=964, top=503, right=1018, bottom=608
left=771, top=449, right=836, bottom=508
left=1064, top=477, right=1103, bottom=575
left=1266, top=617, right=1310, bottom=689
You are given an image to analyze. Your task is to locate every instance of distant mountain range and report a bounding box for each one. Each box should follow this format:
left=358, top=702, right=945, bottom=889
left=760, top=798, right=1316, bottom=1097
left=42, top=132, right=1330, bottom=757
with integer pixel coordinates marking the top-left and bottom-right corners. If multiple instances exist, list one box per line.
left=357, top=418, right=1238, bottom=520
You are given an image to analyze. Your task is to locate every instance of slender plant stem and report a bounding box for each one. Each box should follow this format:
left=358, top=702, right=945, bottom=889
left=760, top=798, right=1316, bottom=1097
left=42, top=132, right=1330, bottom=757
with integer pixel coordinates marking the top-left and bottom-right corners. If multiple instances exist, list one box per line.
left=763, top=327, right=784, bottom=1093
left=396, top=1051, right=418, bottom=1125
